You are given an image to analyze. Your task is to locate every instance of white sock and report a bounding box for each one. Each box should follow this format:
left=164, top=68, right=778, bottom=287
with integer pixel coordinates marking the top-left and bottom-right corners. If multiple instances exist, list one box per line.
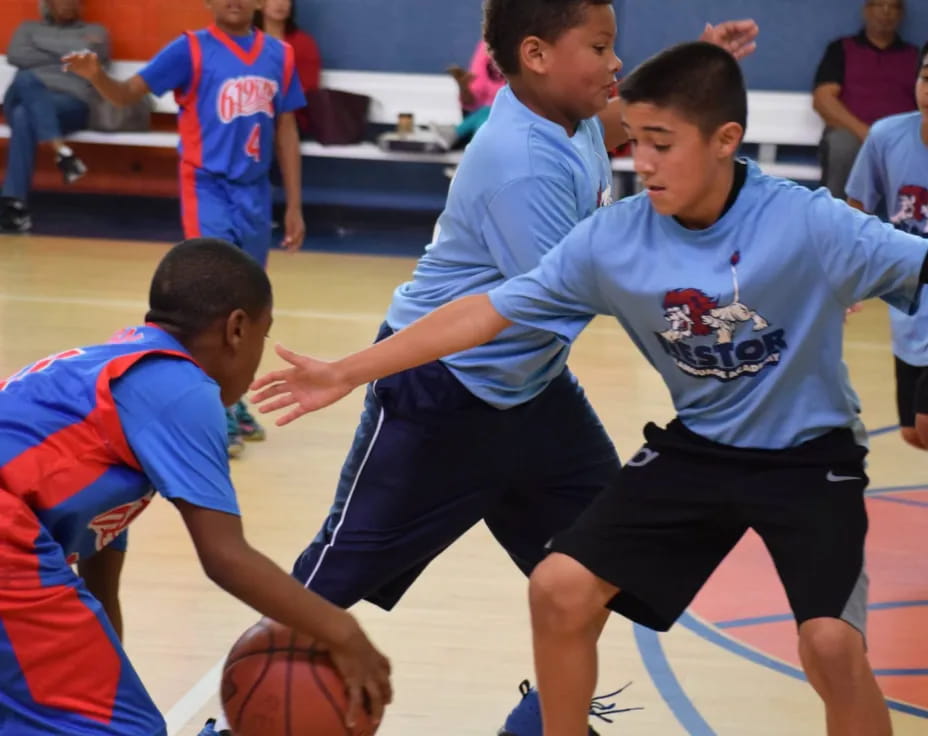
left=57, top=145, right=74, bottom=158
left=213, top=713, right=230, bottom=732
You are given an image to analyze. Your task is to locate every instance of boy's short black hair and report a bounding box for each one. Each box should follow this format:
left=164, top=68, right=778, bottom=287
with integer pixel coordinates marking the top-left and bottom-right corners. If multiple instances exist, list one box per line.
left=619, top=41, right=748, bottom=140
left=146, top=238, right=272, bottom=338
left=483, top=0, right=612, bottom=76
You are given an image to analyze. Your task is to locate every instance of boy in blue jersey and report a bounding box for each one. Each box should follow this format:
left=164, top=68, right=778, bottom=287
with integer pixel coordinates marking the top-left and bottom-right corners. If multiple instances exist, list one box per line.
left=232, top=1, right=754, bottom=732
left=0, top=239, right=391, bottom=736
left=846, top=42, right=928, bottom=450
left=252, top=43, right=928, bottom=736
left=63, top=0, right=307, bottom=454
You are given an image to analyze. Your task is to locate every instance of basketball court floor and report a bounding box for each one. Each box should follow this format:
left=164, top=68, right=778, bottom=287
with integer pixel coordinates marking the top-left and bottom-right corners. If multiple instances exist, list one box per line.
left=1, top=235, right=925, bottom=735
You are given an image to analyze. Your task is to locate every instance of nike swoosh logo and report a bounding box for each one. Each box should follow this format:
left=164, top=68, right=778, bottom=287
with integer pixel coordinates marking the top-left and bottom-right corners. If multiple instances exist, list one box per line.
left=826, top=471, right=861, bottom=482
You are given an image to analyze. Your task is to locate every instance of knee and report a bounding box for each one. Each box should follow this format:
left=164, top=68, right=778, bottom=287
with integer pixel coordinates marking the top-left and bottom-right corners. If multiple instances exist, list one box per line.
left=900, top=427, right=925, bottom=450
left=8, top=69, right=41, bottom=94
left=529, top=553, right=607, bottom=633
left=798, top=619, right=866, bottom=673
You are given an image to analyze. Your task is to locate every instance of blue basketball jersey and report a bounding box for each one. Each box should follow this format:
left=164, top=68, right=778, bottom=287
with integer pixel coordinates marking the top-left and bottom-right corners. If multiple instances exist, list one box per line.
left=846, top=111, right=928, bottom=366
left=140, top=25, right=304, bottom=183
left=0, top=326, right=220, bottom=568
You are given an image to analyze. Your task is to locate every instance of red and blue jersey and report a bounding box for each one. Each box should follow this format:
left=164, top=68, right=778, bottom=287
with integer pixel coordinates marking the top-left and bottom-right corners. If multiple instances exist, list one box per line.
left=139, top=25, right=306, bottom=184
left=0, top=325, right=238, bottom=570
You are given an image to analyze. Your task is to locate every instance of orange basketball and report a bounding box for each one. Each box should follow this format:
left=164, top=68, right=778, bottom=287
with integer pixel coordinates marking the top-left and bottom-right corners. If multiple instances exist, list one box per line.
left=221, top=619, right=376, bottom=736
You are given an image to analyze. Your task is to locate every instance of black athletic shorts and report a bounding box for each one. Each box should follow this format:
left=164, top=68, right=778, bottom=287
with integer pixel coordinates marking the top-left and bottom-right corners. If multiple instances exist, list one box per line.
left=894, top=356, right=928, bottom=428
left=550, top=419, right=870, bottom=633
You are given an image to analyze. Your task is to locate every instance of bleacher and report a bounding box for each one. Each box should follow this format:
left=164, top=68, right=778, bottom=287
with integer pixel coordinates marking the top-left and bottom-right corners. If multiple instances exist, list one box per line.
left=0, top=56, right=825, bottom=198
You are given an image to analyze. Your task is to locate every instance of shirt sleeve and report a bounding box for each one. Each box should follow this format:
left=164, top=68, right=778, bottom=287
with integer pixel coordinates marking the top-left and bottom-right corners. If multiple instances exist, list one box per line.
left=813, top=39, right=845, bottom=88
left=289, top=30, right=321, bottom=91
left=138, top=35, right=193, bottom=97
left=481, top=175, right=582, bottom=279
left=489, top=214, right=609, bottom=344
left=844, top=131, right=885, bottom=211
left=278, top=43, right=308, bottom=114
left=113, top=358, right=239, bottom=516
left=806, top=188, right=928, bottom=312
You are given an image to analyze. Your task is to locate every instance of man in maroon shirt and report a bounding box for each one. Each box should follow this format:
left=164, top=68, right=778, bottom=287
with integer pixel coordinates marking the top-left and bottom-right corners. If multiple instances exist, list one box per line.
left=812, top=0, right=918, bottom=198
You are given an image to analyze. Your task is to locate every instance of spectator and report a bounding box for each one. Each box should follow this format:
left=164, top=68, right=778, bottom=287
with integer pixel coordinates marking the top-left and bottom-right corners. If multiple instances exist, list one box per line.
left=254, top=0, right=321, bottom=138
left=0, top=0, right=109, bottom=233
left=812, top=0, right=919, bottom=199
left=446, top=41, right=507, bottom=146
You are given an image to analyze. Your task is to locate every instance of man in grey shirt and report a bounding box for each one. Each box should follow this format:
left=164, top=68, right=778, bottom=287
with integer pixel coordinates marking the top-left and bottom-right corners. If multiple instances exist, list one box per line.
left=1, top=0, right=109, bottom=232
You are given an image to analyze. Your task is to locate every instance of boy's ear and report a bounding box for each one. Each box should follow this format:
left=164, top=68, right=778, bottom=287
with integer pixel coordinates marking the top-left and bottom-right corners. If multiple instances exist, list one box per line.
left=224, top=308, right=248, bottom=349
left=714, top=121, right=744, bottom=157
left=519, top=36, right=550, bottom=75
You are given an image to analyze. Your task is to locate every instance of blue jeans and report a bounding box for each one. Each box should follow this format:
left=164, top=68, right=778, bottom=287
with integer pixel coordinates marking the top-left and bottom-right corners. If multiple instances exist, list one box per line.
left=2, top=70, right=89, bottom=201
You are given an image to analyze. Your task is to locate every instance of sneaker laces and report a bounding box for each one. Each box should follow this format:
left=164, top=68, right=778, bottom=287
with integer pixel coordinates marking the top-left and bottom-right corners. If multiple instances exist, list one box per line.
left=589, top=682, right=643, bottom=723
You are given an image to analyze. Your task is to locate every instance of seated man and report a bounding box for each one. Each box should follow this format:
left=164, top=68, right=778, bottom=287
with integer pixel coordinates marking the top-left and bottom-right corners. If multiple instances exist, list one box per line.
left=812, top=0, right=918, bottom=199
left=0, top=0, right=109, bottom=233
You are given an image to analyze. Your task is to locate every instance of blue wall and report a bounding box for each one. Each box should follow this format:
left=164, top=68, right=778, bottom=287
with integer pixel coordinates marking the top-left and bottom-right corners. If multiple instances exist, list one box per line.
left=296, top=0, right=927, bottom=91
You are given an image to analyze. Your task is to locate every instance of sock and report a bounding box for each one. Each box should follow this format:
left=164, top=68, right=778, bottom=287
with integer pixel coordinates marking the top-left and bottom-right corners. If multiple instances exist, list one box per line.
left=57, top=145, right=74, bottom=158
left=213, top=713, right=230, bottom=732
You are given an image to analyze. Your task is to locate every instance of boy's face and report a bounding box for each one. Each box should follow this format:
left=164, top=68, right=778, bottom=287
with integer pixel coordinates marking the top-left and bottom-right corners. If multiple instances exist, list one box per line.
left=917, top=54, right=928, bottom=117
left=535, top=3, right=622, bottom=120
left=217, top=306, right=272, bottom=405
left=206, top=0, right=262, bottom=30
left=622, top=101, right=741, bottom=226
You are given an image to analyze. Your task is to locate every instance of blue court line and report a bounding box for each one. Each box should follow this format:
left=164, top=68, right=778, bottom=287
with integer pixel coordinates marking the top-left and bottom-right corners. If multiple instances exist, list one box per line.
left=676, top=614, right=928, bottom=719
left=868, top=424, right=900, bottom=437
left=632, top=624, right=716, bottom=735
left=869, top=495, right=928, bottom=509
left=715, top=600, right=928, bottom=630
left=875, top=669, right=928, bottom=676
left=867, top=483, right=928, bottom=496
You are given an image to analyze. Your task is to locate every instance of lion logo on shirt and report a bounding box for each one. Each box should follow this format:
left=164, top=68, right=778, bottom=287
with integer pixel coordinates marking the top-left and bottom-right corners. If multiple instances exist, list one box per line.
left=655, top=251, right=786, bottom=381
left=890, top=185, right=928, bottom=237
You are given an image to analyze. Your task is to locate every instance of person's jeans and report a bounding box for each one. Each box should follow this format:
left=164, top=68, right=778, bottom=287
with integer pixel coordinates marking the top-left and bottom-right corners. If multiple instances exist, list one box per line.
left=2, top=70, right=89, bottom=201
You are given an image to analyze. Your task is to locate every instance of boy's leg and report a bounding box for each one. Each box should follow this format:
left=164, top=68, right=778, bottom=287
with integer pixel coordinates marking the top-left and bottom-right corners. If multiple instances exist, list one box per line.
left=893, top=356, right=924, bottom=449
left=914, top=366, right=928, bottom=447
left=530, top=422, right=748, bottom=735
left=295, top=339, right=511, bottom=609
left=483, top=369, right=620, bottom=575
left=750, top=434, right=890, bottom=736
left=0, top=492, right=164, bottom=735
left=1, top=104, right=37, bottom=203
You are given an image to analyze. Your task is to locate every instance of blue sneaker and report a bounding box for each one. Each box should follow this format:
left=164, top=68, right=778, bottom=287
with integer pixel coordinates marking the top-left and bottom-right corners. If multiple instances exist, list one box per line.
left=498, top=679, right=641, bottom=735
left=197, top=719, right=230, bottom=736
left=226, top=408, right=245, bottom=458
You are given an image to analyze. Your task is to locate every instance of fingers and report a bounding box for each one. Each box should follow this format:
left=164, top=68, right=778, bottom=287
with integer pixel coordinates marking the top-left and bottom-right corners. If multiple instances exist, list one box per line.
left=276, top=343, right=305, bottom=364
left=254, top=394, right=299, bottom=415
left=250, top=367, right=292, bottom=392
left=731, top=41, right=757, bottom=60
left=278, top=404, right=311, bottom=426
left=363, top=677, right=385, bottom=729
left=344, top=683, right=363, bottom=730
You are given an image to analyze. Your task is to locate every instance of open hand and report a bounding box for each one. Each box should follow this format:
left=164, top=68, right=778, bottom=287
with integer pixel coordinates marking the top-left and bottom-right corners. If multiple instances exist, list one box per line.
left=699, top=19, right=759, bottom=60
left=250, top=345, right=355, bottom=425
left=62, top=50, right=102, bottom=80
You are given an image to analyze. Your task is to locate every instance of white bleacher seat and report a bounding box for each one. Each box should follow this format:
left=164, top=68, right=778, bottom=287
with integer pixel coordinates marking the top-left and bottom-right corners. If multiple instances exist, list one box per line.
left=0, top=55, right=823, bottom=183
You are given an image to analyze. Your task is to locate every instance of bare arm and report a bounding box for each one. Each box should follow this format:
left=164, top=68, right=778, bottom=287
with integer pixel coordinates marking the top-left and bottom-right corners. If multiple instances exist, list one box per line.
left=61, top=51, right=150, bottom=106
left=599, top=19, right=759, bottom=151
left=252, top=294, right=512, bottom=424
left=177, top=501, right=392, bottom=727
left=813, top=83, right=869, bottom=141
left=6, top=24, right=59, bottom=69
left=77, top=545, right=125, bottom=640
left=275, top=112, right=305, bottom=252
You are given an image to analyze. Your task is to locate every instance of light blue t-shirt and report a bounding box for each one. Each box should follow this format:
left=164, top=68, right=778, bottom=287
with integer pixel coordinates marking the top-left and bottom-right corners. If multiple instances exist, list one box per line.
left=386, top=86, right=613, bottom=408
left=846, top=111, right=928, bottom=366
left=490, top=161, right=928, bottom=449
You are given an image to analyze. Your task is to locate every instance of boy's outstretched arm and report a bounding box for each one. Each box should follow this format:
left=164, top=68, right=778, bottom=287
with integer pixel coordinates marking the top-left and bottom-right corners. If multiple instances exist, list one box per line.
left=599, top=19, right=758, bottom=149
left=251, top=293, right=512, bottom=425
left=62, top=51, right=150, bottom=106
left=176, top=500, right=392, bottom=729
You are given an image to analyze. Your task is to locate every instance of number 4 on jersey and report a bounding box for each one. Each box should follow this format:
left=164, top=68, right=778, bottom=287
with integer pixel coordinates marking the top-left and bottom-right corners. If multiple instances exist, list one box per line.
left=245, top=123, right=261, bottom=163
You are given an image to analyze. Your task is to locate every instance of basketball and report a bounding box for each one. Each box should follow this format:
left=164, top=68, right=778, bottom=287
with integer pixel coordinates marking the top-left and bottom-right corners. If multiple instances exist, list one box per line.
left=221, top=619, right=375, bottom=736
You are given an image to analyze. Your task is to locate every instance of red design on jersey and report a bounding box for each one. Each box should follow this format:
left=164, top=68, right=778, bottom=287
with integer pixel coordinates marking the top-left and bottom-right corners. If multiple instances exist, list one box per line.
left=0, top=349, right=84, bottom=391
left=217, top=76, right=278, bottom=123
left=88, top=492, right=155, bottom=551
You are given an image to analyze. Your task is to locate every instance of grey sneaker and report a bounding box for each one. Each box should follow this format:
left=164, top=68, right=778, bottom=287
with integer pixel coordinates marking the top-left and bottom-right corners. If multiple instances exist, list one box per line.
left=0, top=198, right=31, bottom=232
left=56, top=150, right=88, bottom=184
